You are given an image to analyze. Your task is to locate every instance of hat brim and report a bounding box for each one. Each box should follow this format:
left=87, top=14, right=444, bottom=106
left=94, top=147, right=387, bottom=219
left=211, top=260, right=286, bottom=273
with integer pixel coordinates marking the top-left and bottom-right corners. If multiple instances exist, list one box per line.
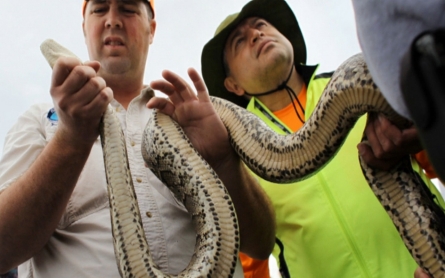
left=201, top=0, right=306, bottom=107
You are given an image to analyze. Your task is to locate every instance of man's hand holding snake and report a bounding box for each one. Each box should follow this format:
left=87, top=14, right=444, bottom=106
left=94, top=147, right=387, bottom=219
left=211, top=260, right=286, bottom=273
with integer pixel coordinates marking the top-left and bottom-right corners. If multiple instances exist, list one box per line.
left=50, top=57, right=113, bottom=150
left=358, top=112, right=422, bottom=171
left=147, top=68, right=236, bottom=171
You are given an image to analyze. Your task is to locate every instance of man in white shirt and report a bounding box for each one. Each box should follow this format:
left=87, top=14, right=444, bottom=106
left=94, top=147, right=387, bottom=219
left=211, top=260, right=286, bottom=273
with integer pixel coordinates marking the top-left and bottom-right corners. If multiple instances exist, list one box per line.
left=0, top=0, right=275, bottom=276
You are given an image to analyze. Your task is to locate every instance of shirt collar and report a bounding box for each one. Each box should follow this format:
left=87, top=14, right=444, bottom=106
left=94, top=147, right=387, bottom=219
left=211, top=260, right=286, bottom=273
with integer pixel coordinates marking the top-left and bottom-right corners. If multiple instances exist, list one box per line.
left=109, top=85, right=155, bottom=108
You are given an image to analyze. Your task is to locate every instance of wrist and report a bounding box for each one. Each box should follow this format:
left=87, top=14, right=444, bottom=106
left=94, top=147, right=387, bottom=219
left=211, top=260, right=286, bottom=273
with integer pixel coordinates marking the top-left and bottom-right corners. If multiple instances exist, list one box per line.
left=211, top=149, right=241, bottom=176
left=52, top=127, right=96, bottom=156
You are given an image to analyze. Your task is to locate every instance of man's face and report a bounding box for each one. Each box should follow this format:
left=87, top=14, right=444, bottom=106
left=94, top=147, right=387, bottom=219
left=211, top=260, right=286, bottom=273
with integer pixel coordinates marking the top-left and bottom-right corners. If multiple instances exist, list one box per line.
left=224, top=17, right=293, bottom=95
left=82, top=0, right=155, bottom=77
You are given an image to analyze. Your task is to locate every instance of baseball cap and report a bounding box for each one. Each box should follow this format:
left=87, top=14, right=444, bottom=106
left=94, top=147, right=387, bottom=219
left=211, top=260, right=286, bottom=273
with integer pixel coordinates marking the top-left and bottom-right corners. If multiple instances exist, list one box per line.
left=82, top=0, right=155, bottom=18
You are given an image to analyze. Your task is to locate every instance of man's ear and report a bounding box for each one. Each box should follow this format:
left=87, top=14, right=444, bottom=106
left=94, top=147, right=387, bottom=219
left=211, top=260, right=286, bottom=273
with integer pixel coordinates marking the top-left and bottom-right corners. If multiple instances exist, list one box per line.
left=224, top=76, right=245, bottom=96
left=149, top=19, right=157, bottom=45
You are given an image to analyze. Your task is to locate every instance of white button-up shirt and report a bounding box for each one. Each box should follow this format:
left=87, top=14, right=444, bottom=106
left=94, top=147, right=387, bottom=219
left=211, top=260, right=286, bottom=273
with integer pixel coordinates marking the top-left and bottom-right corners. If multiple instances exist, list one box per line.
left=0, top=87, right=243, bottom=277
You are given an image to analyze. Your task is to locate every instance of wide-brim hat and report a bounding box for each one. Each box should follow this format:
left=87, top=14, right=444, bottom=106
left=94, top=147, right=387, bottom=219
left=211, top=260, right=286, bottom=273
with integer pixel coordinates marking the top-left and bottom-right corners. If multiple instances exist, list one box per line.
left=201, top=0, right=306, bottom=107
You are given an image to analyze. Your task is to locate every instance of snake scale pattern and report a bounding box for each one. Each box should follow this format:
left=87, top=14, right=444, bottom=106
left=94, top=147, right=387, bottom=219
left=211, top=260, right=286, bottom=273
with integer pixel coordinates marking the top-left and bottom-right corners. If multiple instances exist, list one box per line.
left=40, top=39, right=445, bottom=278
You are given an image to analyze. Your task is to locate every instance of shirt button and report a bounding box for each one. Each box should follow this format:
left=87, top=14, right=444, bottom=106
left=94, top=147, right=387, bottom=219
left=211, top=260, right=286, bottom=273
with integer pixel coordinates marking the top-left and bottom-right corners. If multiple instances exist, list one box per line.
left=146, top=211, right=152, bottom=218
left=131, top=141, right=135, bottom=147
left=136, top=178, right=142, bottom=183
left=116, top=107, right=120, bottom=112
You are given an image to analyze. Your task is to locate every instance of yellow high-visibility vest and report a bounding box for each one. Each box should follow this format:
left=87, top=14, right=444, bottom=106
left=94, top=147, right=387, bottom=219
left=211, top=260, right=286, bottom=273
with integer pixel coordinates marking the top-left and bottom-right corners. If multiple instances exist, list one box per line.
left=246, top=65, right=445, bottom=278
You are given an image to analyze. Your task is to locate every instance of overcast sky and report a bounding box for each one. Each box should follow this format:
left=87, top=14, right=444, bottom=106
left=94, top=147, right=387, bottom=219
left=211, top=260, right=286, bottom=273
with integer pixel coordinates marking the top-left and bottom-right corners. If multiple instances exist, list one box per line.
left=0, top=0, right=361, bottom=151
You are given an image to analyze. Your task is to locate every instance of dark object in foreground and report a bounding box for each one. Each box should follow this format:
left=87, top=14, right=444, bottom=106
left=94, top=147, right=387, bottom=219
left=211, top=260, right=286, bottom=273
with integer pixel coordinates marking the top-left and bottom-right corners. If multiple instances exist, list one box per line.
left=401, top=28, right=445, bottom=182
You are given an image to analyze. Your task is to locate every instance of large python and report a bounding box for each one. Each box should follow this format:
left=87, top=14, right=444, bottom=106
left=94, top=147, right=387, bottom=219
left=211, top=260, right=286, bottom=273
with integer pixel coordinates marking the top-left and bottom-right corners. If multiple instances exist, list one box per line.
left=41, top=39, right=445, bottom=278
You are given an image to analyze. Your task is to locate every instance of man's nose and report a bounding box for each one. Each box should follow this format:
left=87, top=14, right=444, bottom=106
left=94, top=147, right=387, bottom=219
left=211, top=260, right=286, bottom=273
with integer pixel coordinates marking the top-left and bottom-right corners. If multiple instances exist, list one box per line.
left=249, top=28, right=263, bottom=44
left=105, top=8, right=122, bottom=28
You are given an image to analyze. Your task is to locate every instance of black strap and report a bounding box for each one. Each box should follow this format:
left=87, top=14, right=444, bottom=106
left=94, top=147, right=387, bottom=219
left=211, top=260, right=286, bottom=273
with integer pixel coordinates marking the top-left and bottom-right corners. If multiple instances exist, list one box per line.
left=276, top=237, right=291, bottom=278
left=245, top=63, right=305, bottom=124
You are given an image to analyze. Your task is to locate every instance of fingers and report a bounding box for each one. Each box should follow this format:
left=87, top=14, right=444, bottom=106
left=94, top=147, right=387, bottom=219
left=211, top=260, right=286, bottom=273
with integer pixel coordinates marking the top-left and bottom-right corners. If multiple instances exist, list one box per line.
left=83, top=60, right=101, bottom=73
left=364, top=113, right=417, bottom=159
left=51, top=56, right=84, bottom=88
left=58, top=76, right=108, bottom=113
left=187, top=68, right=210, bottom=102
left=81, top=86, right=113, bottom=118
left=51, top=60, right=109, bottom=115
left=161, top=70, right=197, bottom=102
left=150, top=70, right=196, bottom=103
left=361, top=112, right=424, bottom=170
left=150, top=69, right=212, bottom=107
left=365, top=113, right=399, bottom=159
left=358, top=142, right=399, bottom=171
left=51, top=84, right=113, bottom=148
left=46, top=53, right=110, bottom=147
left=414, top=267, right=431, bottom=278
left=150, top=80, right=184, bottom=106
left=50, top=57, right=111, bottom=139
left=375, top=114, right=402, bottom=147
left=146, top=97, right=176, bottom=118
left=374, top=115, right=421, bottom=152
left=52, top=57, right=101, bottom=96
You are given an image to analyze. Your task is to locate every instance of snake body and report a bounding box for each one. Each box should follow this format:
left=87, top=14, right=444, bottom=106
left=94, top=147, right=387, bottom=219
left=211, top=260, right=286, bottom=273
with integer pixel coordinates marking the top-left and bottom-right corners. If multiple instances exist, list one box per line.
left=41, top=39, right=239, bottom=278
left=40, top=39, right=445, bottom=278
left=210, top=53, right=445, bottom=277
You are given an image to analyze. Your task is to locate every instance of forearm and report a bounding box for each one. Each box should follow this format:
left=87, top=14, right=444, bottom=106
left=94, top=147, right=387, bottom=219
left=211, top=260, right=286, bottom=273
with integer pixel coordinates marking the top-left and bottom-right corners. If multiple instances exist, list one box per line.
left=215, top=153, right=276, bottom=260
left=0, top=135, right=91, bottom=272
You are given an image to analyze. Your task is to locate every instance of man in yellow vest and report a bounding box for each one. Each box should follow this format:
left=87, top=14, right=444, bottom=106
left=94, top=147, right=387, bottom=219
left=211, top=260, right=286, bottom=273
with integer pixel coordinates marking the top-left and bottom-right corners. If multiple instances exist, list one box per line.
left=201, top=0, right=444, bottom=277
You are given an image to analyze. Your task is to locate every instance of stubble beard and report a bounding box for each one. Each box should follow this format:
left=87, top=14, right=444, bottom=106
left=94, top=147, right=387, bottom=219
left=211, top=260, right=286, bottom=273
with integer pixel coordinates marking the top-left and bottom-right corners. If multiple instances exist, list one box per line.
left=260, top=52, right=292, bottom=88
left=101, top=58, right=132, bottom=75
